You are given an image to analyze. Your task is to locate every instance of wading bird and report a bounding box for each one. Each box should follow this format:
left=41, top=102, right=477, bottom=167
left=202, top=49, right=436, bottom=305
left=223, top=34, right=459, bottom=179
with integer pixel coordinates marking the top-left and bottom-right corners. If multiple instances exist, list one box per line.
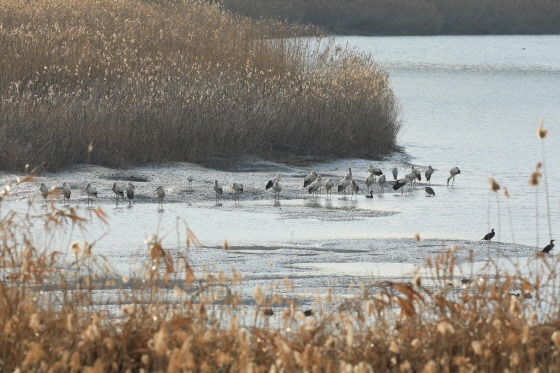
left=378, top=174, right=386, bottom=193
left=411, top=166, right=422, bottom=188
left=365, top=173, right=376, bottom=192
left=338, top=175, right=351, bottom=194
left=232, top=182, right=243, bottom=202
left=272, top=180, right=282, bottom=200
left=447, top=167, right=461, bottom=186
left=406, top=171, right=418, bottom=190
left=266, top=173, right=281, bottom=190
left=325, top=178, right=334, bottom=198
left=392, top=167, right=398, bottom=181
left=62, top=182, right=71, bottom=205
left=308, top=175, right=323, bottom=197
left=85, top=183, right=98, bottom=205
left=40, top=183, right=49, bottom=200
left=425, top=166, right=434, bottom=185
left=214, top=180, right=223, bottom=203
left=303, top=170, right=317, bottom=188
left=125, top=182, right=135, bottom=205
left=112, top=182, right=125, bottom=206
left=542, top=239, right=555, bottom=253
left=351, top=179, right=360, bottom=198
left=368, top=164, right=383, bottom=181
left=425, top=186, right=435, bottom=196
left=482, top=229, right=495, bottom=241
left=156, top=186, right=165, bottom=208
left=393, top=176, right=409, bottom=194
left=187, top=174, right=194, bottom=190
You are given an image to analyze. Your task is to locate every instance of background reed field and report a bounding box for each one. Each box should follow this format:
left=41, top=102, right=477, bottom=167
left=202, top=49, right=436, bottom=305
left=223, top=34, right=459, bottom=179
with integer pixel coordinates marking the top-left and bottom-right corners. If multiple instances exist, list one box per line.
left=0, top=0, right=400, bottom=172
left=1, top=176, right=560, bottom=371
left=217, top=0, right=560, bottom=35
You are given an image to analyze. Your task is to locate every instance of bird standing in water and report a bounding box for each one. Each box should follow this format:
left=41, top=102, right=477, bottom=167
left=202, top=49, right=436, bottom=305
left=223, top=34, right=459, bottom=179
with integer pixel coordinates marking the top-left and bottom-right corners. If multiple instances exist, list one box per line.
left=125, top=182, right=135, bottom=205
left=62, top=182, right=71, bottom=205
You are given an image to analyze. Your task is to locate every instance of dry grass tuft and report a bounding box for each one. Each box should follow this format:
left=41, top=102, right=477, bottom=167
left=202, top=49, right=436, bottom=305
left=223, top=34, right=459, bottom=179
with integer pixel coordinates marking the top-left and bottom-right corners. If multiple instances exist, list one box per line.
left=0, top=0, right=400, bottom=171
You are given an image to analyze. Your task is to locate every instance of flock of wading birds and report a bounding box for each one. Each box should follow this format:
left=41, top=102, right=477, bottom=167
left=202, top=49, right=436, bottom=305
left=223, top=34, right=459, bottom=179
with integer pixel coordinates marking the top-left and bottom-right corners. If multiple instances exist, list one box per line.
left=36, top=162, right=555, bottom=253
left=37, top=164, right=458, bottom=207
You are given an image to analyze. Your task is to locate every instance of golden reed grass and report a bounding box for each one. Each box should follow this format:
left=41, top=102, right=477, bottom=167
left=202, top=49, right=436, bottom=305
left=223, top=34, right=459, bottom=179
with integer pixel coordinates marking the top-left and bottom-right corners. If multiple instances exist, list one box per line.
left=0, top=0, right=400, bottom=172
left=218, top=0, right=560, bottom=35
left=1, top=176, right=560, bottom=371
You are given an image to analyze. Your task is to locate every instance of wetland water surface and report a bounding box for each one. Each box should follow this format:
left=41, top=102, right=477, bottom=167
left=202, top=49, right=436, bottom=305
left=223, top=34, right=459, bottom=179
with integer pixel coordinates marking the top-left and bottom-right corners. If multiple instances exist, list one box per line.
left=2, top=35, right=559, bottom=304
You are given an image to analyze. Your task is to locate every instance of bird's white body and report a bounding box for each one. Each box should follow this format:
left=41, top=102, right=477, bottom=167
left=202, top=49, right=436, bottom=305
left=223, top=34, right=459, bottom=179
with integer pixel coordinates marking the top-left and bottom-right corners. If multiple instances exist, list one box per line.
left=325, top=178, right=334, bottom=197
left=272, top=180, right=282, bottom=200
left=338, top=175, right=351, bottom=194
left=365, top=173, right=376, bottom=191
left=447, top=167, right=461, bottom=186
left=62, top=182, right=71, bottom=204
left=378, top=174, right=386, bottom=192
left=125, top=182, right=135, bottom=204
left=303, top=170, right=317, bottom=188
left=187, top=174, right=194, bottom=189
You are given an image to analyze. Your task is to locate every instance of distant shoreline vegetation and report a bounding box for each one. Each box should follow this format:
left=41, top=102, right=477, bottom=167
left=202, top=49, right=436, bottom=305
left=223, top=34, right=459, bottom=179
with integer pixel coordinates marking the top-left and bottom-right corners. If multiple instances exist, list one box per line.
left=217, top=0, right=560, bottom=35
left=0, top=0, right=400, bottom=172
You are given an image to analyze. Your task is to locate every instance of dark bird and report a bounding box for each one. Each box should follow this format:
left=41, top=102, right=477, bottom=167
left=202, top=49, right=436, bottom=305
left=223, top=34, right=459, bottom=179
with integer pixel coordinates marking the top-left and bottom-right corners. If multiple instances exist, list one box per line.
left=482, top=229, right=495, bottom=241
left=303, top=309, right=313, bottom=317
left=425, top=186, right=435, bottom=196
left=542, top=239, right=555, bottom=253
left=263, top=308, right=274, bottom=316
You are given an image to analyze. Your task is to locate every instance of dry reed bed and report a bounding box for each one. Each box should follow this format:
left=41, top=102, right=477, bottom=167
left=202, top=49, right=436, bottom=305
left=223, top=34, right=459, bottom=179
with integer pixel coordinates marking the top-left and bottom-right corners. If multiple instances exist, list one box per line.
left=0, top=0, right=400, bottom=172
left=1, top=178, right=560, bottom=372
left=218, top=0, right=560, bottom=35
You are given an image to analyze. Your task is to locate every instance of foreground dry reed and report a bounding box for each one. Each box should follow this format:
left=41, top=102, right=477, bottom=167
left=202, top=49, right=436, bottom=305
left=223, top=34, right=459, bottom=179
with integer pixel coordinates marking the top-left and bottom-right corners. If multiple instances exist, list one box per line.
left=1, top=178, right=560, bottom=372
left=0, top=0, right=400, bottom=172
left=218, top=0, right=560, bottom=35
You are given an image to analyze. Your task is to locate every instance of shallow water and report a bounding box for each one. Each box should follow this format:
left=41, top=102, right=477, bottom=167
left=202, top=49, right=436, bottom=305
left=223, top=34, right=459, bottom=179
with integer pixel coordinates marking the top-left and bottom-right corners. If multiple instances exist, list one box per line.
left=2, top=35, right=559, bottom=304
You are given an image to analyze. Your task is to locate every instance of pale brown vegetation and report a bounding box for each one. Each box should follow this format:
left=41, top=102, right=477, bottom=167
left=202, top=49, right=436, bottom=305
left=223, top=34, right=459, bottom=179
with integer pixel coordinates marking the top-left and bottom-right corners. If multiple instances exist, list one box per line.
left=2, top=176, right=560, bottom=371
left=218, top=0, right=560, bottom=35
left=0, top=0, right=400, bottom=171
